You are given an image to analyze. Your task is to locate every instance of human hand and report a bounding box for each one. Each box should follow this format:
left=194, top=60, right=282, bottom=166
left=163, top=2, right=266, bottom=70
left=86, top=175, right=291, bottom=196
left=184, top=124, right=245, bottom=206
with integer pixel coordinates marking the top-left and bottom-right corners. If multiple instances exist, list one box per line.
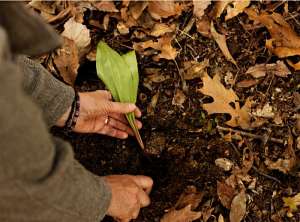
left=104, top=175, right=153, bottom=222
left=56, top=90, right=142, bottom=139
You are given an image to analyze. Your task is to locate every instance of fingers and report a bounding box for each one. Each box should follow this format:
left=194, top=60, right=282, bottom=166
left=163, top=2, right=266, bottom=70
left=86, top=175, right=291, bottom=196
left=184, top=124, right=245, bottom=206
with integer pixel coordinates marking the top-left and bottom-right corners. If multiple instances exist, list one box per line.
left=96, top=90, right=112, bottom=100
left=108, top=102, right=137, bottom=114
left=130, top=176, right=153, bottom=195
left=100, top=125, right=128, bottom=139
left=107, top=102, right=142, bottom=118
left=134, top=108, right=142, bottom=118
left=110, top=113, right=143, bottom=130
left=138, top=189, right=151, bottom=207
left=108, top=118, right=134, bottom=136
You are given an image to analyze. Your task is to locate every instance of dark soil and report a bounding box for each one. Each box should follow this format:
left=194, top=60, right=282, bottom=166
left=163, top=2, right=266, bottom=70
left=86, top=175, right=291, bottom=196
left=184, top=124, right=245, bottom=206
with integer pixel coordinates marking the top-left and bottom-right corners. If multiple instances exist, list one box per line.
left=52, top=2, right=300, bottom=222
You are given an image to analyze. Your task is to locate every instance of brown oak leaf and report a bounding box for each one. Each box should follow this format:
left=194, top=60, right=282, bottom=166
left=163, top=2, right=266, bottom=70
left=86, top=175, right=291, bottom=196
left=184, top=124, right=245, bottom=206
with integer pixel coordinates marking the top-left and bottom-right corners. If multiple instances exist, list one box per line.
left=211, top=22, right=237, bottom=66
left=198, top=73, right=251, bottom=129
left=161, top=205, right=202, bottom=222
left=245, top=8, right=300, bottom=70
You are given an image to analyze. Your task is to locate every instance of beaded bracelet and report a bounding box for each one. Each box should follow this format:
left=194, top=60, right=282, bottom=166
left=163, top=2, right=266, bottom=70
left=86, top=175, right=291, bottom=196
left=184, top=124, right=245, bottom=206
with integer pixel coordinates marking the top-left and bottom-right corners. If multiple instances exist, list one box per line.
left=64, top=91, right=80, bottom=132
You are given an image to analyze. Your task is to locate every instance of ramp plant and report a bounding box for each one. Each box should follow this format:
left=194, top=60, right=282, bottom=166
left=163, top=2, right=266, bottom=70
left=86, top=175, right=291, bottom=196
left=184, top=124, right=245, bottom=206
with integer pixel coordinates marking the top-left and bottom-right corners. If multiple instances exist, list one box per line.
left=96, top=41, right=144, bottom=149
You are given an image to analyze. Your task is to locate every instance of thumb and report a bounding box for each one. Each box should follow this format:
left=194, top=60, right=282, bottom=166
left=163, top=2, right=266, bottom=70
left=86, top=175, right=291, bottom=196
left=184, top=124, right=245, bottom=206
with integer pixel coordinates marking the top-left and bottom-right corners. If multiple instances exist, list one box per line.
left=107, top=101, right=137, bottom=114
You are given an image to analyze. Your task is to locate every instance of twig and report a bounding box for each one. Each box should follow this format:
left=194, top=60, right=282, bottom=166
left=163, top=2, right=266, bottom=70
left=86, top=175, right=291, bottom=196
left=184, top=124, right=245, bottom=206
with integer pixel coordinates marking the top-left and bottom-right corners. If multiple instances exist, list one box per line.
left=252, top=166, right=281, bottom=184
left=216, top=126, right=285, bottom=144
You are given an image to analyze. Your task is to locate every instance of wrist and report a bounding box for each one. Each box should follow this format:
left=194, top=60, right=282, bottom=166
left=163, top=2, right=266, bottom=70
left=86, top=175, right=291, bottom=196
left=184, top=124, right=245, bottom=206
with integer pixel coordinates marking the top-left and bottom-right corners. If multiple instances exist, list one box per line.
left=56, top=106, right=71, bottom=127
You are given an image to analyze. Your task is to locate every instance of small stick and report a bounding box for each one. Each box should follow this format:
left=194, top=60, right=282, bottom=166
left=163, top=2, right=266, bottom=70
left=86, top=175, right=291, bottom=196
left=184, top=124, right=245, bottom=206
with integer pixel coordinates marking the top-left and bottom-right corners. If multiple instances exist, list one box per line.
left=252, top=166, right=281, bottom=184
left=216, top=126, right=285, bottom=144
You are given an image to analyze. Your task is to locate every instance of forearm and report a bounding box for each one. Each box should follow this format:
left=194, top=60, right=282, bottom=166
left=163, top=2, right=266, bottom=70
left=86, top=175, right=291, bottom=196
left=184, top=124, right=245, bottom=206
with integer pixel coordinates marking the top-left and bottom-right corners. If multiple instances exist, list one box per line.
left=16, top=55, right=74, bottom=127
left=0, top=35, right=111, bottom=221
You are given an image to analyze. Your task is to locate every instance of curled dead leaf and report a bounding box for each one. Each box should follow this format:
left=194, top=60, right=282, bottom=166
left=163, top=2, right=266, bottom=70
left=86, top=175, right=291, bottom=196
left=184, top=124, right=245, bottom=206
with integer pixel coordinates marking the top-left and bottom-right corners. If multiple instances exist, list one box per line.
left=217, top=181, right=236, bottom=209
left=148, top=1, right=176, bottom=20
left=129, top=1, right=148, bottom=20
left=264, top=133, right=296, bottom=174
left=287, top=60, right=300, bottom=71
left=150, top=23, right=176, bottom=37
left=183, top=59, right=209, bottom=80
left=246, top=61, right=291, bottom=78
left=211, top=22, right=237, bottom=66
left=230, top=190, right=247, bottom=222
left=193, top=0, right=211, bottom=19
left=245, top=8, right=300, bottom=70
left=252, top=103, right=275, bottom=118
left=147, top=92, right=160, bottom=115
left=92, top=1, right=118, bottom=12
left=196, top=15, right=211, bottom=38
left=198, top=73, right=251, bottom=129
left=215, top=158, right=234, bottom=171
left=133, top=35, right=178, bottom=61
left=236, top=79, right=259, bottom=88
left=225, top=0, right=251, bottom=21
left=160, top=204, right=202, bottom=222
left=212, top=0, right=232, bottom=18
left=53, top=37, right=79, bottom=86
left=62, top=17, right=91, bottom=58
left=172, top=89, right=186, bottom=108
left=175, top=185, right=204, bottom=210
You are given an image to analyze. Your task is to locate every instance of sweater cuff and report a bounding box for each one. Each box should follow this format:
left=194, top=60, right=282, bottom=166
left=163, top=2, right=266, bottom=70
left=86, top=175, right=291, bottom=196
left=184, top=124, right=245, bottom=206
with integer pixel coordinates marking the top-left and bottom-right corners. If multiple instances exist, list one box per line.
left=94, top=177, right=112, bottom=221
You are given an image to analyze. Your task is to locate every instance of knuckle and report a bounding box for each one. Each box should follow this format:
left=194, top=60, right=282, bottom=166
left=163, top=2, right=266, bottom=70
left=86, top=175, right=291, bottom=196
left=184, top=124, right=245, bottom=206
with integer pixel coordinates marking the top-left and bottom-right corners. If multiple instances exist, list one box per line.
left=130, top=186, right=139, bottom=194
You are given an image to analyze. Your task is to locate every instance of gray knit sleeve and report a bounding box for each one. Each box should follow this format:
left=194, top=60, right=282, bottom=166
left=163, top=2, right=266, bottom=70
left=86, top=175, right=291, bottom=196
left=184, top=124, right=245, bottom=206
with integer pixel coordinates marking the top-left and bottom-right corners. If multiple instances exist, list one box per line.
left=0, top=28, right=111, bottom=221
left=16, top=55, right=75, bottom=127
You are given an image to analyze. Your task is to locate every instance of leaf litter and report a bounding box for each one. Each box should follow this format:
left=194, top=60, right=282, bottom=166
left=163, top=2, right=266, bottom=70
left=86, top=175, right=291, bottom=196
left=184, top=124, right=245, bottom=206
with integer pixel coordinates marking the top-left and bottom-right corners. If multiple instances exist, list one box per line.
left=29, top=1, right=300, bottom=221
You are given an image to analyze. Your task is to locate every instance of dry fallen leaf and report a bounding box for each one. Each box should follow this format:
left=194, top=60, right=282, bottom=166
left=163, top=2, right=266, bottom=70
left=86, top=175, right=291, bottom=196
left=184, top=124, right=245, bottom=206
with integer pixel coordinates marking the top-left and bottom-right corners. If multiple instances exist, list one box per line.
left=148, top=1, right=177, bottom=20
left=183, top=59, right=209, bottom=80
left=133, top=35, right=178, bottom=61
left=92, top=1, right=118, bottom=12
left=219, top=214, right=225, bottom=222
left=175, top=186, right=204, bottom=210
left=287, top=60, right=300, bottom=71
left=283, top=193, right=300, bottom=216
left=245, top=8, right=300, bottom=70
left=172, top=89, right=186, bottom=108
left=230, top=190, right=247, bottom=222
left=161, top=204, right=202, bottom=222
left=217, top=181, right=236, bottom=209
left=62, top=17, right=91, bottom=58
left=150, top=23, right=176, bottom=37
left=246, top=61, right=291, bottom=78
left=225, top=0, right=251, bottom=21
left=196, top=15, right=211, bottom=38
left=53, top=37, right=79, bottom=86
left=215, top=158, right=234, bottom=171
left=128, top=1, right=148, bottom=20
left=246, top=64, right=267, bottom=78
left=161, top=186, right=203, bottom=222
left=193, top=0, right=211, bottom=19
left=252, top=103, right=275, bottom=118
left=147, top=92, right=160, bottom=115
left=202, top=207, right=214, bottom=222
left=265, top=133, right=296, bottom=174
left=198, top=73, right=251, bottom=129
left=236, top=79, right=259, bottom=88
left=211, top=22, right=237, bottom=66
left=212, top=0, right=232, bottom=18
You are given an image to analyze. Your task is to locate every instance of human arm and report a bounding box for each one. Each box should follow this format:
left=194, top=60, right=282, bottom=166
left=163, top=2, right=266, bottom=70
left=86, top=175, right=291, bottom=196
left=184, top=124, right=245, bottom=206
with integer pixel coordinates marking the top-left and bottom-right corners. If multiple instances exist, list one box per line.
left=0, top=28, right=111, bottom=221
left=17, top=56, right=142, bottom=139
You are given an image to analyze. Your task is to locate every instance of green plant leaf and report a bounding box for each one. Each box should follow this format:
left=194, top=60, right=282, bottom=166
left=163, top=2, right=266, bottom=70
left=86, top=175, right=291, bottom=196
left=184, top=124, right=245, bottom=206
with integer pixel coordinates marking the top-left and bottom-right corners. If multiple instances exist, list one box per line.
left=122, top=51, right=139, bottom=102
left=96, top=41, right=144, bottom=149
